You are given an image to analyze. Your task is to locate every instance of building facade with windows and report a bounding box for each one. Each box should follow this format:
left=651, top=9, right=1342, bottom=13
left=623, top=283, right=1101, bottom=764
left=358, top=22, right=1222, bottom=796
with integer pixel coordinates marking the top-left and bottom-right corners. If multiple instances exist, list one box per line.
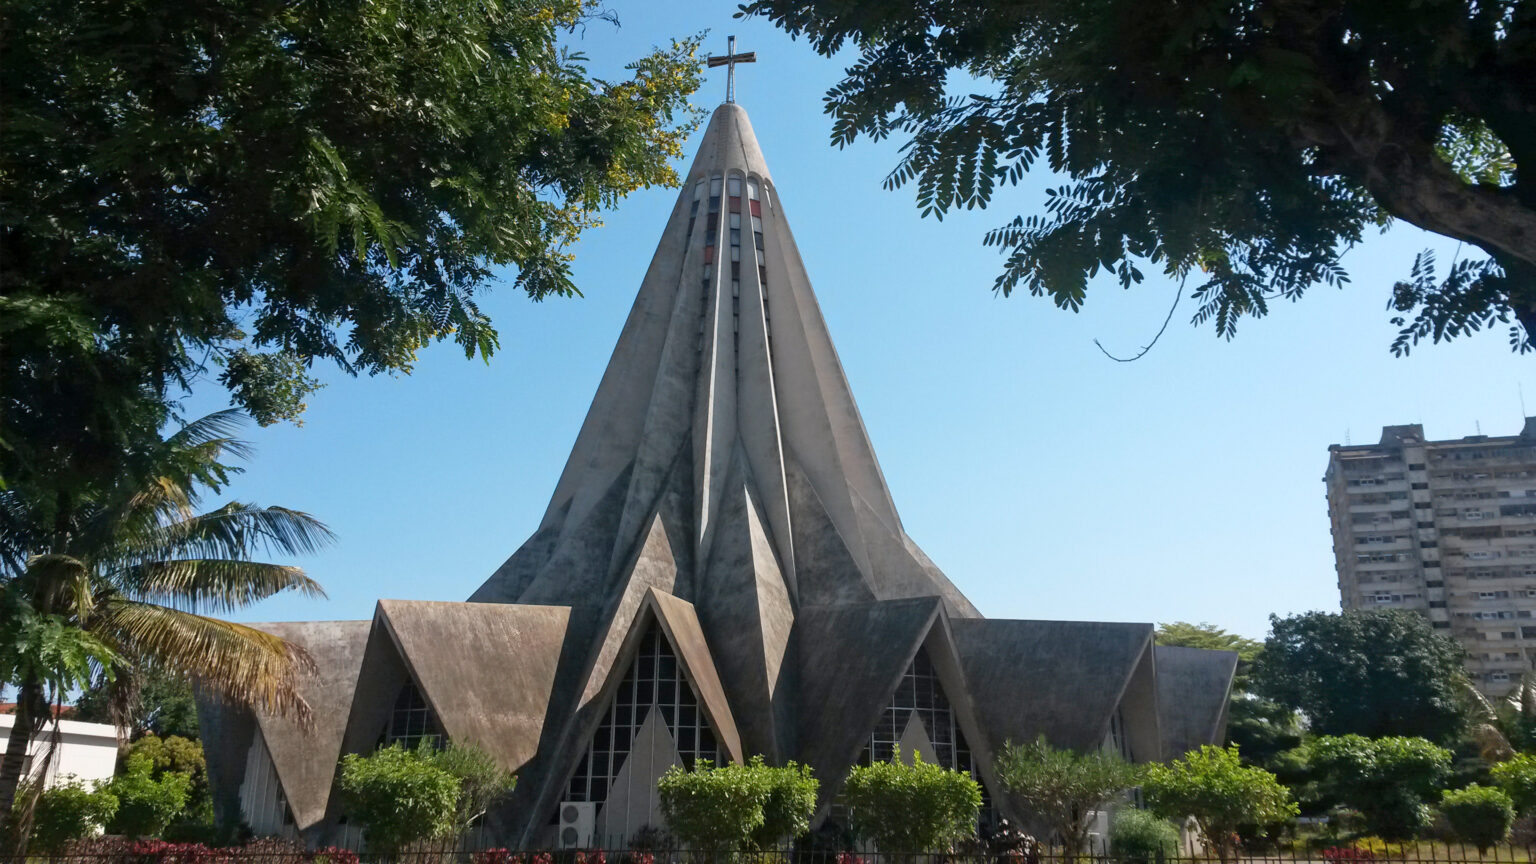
left=1326, top=419, right=1536, bottom=694
left=199, top=102, right=1239, bottom=850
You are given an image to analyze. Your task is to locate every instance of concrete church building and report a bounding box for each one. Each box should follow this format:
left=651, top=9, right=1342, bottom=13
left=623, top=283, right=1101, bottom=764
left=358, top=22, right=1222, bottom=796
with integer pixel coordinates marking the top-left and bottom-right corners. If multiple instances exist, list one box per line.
left=199, top=97, right=1239, bottom=850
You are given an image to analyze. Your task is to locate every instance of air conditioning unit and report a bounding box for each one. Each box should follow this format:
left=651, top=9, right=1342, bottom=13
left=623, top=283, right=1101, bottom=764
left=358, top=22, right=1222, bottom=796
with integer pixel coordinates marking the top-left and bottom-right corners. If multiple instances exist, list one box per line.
left=558, top=801, right=596, bottom=849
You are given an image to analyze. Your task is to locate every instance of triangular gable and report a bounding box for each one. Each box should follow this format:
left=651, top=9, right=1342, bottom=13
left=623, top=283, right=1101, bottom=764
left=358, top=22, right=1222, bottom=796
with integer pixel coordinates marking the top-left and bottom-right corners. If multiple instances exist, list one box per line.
left=377, top=599, right=572, bottom=773
left=1154, top=646, right=1238, bottom=759
left=951, top=619, right=1155, bottom=755
left=795, top=597, right=942, bottom=801
left=248, top=621, right=370, bottom=831
left=648, top=589, right=744, bottom=764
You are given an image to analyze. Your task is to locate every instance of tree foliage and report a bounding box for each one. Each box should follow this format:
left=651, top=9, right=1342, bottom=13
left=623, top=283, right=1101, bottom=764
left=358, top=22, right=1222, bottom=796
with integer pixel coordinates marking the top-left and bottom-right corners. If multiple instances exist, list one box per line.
left=1304, top=735, right=1453, bottom=840
left=1491, top=754, right=1536, bottom=815
left=336, top=745, right=461, bottom=854
left=1255, top=611, right=1470, bottom=745
left=25, top=779, right=118, bottom=854
left=1108, top=809, right=1180, bottom=864
left=74, top=666, right=201, bottom=741
left=125, top=734, right=211, bottom=825
left=0, top=0, right=703, bottom=503
left=841, top=752, right=982, bottom=852
left=656, top=757, right=819, bottom=853
left=995, top=736, right=1141, bottom=861
left=740, top=0, right=1535, bottom=354
left=425, top=742, right=516, bottom=833
left=1143, top=745, right=1298, bottom=864
left=105, top=755, right=192, bottom=839
left=1440, top=785, right=1517, bottom=855
left=0, top=411, right=329, bottom=830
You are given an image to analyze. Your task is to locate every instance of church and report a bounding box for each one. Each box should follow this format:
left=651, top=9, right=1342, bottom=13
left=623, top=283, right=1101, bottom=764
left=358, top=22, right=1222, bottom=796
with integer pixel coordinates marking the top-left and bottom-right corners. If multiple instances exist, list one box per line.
left=197, top=91, right=1239, bottom=850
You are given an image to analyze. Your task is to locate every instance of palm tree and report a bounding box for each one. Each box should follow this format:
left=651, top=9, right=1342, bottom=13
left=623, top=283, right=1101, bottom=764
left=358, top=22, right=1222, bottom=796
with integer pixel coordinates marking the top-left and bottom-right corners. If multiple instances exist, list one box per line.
left=0, top=410, right=331, bottom=832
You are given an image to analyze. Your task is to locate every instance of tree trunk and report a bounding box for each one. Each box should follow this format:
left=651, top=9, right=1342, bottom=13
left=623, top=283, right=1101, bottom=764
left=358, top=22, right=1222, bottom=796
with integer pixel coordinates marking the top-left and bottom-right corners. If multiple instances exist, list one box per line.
left=0, top=678, right=45, bottom=831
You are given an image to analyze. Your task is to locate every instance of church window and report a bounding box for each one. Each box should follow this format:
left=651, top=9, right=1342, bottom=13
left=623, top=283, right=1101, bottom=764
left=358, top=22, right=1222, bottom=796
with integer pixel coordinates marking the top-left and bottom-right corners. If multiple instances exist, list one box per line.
left=384, top=680, right=442, bottom=749
left=565, top=622, right=726, bottom=804
left=729, top=177, right=743, bottom=197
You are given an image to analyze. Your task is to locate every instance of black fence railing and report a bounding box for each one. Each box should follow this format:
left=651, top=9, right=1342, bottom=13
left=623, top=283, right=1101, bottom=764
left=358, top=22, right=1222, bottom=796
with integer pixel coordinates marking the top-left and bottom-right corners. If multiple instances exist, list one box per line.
left=13, top=839, right=1536, bottom=864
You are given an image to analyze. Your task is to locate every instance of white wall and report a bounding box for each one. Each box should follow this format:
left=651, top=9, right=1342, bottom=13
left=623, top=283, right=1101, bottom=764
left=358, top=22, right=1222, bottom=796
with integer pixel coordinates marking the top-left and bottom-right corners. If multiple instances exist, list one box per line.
left=0, top=713, right=121, bottom=787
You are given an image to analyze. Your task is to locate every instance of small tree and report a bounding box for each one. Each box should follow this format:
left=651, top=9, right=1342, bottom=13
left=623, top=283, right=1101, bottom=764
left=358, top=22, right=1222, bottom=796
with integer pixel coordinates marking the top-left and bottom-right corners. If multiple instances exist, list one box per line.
left=125, top=734, right=210, bottom=824
left=425, top=743, right=515, bottom=832
left=1143, top=746, right=1297, bottom=864
left=841, top=752, right=982, bottom=852
left=754, top=760, right=819, bottom=848
left=657, top=760, right=769, bottom=855
left=1109, top=809, right=1179, bottom=864
left=105, top=754, right=191, bottom=838
left=995, top=736, right=1141, bottom=860
left=1440, top=785, right=1516, bottom=856
left=1493, top=754, right=1536, bottom=816
left=1306, top=735, right=1452, bottom=840
left=26, top=779, right=118, bottom=854
left=336, top=744, right=460, bottom=855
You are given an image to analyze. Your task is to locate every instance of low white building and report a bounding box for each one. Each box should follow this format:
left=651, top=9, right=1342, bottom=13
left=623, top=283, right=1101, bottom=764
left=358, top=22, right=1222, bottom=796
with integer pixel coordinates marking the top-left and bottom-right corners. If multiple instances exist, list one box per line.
left=0, top=713, right=121, bottom=787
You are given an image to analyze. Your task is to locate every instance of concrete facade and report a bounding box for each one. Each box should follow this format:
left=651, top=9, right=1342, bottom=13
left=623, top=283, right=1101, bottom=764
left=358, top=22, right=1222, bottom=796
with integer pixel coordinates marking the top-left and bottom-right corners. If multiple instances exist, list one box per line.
left=1327, top=419, right=1536, bottom=695
left=200, top=102, right=1238, bottom=850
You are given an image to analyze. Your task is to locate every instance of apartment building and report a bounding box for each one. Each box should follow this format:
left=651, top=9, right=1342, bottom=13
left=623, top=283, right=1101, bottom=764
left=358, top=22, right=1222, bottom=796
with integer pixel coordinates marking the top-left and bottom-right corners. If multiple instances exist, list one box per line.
left=1326, top=418, right=1536, bottom=695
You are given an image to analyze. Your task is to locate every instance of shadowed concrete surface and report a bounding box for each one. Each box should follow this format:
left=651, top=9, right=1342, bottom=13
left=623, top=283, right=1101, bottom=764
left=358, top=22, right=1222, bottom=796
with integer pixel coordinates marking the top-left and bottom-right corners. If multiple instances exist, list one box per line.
left=1154, top=645, right=1240, bottom=759
left=198, top=102, right=1238, bottom=849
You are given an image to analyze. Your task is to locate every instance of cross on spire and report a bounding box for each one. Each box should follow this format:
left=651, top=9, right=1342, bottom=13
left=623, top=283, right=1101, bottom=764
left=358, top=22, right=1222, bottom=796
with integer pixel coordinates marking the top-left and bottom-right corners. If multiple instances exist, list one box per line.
left=706, top=35, right=756, bottom=104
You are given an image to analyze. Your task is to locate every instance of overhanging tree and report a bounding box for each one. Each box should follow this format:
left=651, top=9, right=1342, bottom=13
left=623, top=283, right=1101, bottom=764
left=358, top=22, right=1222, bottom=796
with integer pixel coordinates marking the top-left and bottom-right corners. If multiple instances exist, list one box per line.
left=739, top=0, right=1534, bottom=352
left=0, top=0, right=703, bottom=499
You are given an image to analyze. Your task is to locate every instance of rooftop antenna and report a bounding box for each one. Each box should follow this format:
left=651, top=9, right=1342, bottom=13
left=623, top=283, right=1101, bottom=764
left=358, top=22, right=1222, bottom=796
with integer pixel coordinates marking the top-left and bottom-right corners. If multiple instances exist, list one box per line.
left=1521, top=383, right=1528, bottom=419
left=1346, top=427, right=1351, bottom=446
left=706, top=35, right=757, bottom=104
left=1477, top=419, right=1483, bottom=435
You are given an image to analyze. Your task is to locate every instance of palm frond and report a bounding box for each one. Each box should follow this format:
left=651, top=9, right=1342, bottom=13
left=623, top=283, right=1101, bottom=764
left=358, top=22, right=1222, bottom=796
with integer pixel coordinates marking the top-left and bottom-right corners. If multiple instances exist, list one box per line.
left=119, top=558, right=326, bottom=613
left=93, top=598, right=314, bottom=726
left=22, top=553, right=95, bottom=621
left=114, top=503, right=335, bottom=568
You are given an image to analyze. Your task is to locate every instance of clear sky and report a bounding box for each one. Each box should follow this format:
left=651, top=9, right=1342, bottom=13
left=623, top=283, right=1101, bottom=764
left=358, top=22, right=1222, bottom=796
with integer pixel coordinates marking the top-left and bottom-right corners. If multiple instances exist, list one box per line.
left=185, top=1, right=1534, bottom=642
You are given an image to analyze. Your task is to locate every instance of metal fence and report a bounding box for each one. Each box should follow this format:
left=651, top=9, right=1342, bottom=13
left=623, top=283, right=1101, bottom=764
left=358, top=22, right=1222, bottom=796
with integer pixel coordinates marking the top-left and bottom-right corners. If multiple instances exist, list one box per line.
left=13, top=841, right=1536, bottom=864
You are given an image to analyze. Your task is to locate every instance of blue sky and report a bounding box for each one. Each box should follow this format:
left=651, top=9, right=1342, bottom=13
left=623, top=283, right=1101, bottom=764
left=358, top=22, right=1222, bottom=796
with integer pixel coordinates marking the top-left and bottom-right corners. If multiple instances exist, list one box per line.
left=187, top=1, right=1534, bottom=642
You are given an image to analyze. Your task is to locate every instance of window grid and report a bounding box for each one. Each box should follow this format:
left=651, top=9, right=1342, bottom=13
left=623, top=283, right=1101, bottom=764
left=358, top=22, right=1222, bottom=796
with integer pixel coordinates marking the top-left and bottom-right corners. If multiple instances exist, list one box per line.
left=856, top=649, right=994, bottom=829
left=384, top=680, right=442, bottom=750
left=565, top=623, right=725, bottom=803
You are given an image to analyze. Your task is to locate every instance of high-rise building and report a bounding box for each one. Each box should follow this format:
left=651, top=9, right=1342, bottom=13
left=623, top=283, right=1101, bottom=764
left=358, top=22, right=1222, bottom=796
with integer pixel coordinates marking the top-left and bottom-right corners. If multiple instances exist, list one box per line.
left=1327, top=418, right=1536, bottom=694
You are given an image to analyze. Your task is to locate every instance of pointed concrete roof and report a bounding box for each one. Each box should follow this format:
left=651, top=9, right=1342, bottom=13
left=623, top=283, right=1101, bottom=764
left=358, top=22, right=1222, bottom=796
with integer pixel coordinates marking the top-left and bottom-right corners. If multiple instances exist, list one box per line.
left=470, top=102, right=978, bottom=622
left=376, top=600, right=572, bottom=773
left=1154, top=645, right=1239, bottom=759
left=950, top=619, right=1155, bottom=754
left=249, top=621, right=370, bottom=830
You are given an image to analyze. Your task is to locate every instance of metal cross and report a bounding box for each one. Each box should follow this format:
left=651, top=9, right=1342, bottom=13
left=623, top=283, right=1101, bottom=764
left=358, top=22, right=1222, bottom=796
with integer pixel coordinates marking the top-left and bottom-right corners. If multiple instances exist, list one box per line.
left=706, top=35, right=756, bottom=104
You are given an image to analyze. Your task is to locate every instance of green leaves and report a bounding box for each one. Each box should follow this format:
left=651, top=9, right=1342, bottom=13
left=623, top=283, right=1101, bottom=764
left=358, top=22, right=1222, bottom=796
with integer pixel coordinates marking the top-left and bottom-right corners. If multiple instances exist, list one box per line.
left=337, top=744, right=463, bottom=854
left=1439, top=784, right=1517, bottom=854
left=27, top=779, right=119, bottom=854
left=840, top=751, right=982, bottom=852
left=0, top=609, right=120, bottom=698
left=1, top=0, right=705, bottom=499
left=1143, top=745, right=1297, bottom=864
left=1303, top=735, right=1453, bottom=840
left=995, top=736, right=1140, bottom=861
left=106, top=755, right=193, bottom=839
left=656, top=756, right=818, bottom=853
left=740, top=0, right=1536, bottom=355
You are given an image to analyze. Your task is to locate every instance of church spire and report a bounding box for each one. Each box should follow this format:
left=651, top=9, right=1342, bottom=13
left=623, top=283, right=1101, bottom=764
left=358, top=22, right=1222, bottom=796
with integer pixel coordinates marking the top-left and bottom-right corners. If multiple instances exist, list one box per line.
left=471, top=102, right=979, bottom=621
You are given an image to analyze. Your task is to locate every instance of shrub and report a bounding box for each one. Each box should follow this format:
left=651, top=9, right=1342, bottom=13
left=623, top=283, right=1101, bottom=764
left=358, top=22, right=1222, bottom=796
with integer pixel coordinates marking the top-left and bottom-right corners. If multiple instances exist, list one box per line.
left=125, top=734, right=211, bottom=824
left=336, top=743, right=460, bottom=854
left=1493, top=754, right=1536, bottom=815
left=754, top=760, right=818, bottom=847
left=27, top=778, right=119, bottom=854
left=1321, top=848, right=1376, bottom=862
left=996, top=736, right=1141, bottom=861
left=657, top=759, right=768, bottom=853
left=841, top=751, right=983, bottom=852
left=106, top=754, right=193, bottom=838
left=1440, top=785, right=1516, bottom=855
left=1143, top=745, right=1297, bottom=864
left=425, top=742, right=516, bottom=830
left=1109, top=809, right=1178, bottom=864
left=1305, top=735, right=1452, bottom=841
